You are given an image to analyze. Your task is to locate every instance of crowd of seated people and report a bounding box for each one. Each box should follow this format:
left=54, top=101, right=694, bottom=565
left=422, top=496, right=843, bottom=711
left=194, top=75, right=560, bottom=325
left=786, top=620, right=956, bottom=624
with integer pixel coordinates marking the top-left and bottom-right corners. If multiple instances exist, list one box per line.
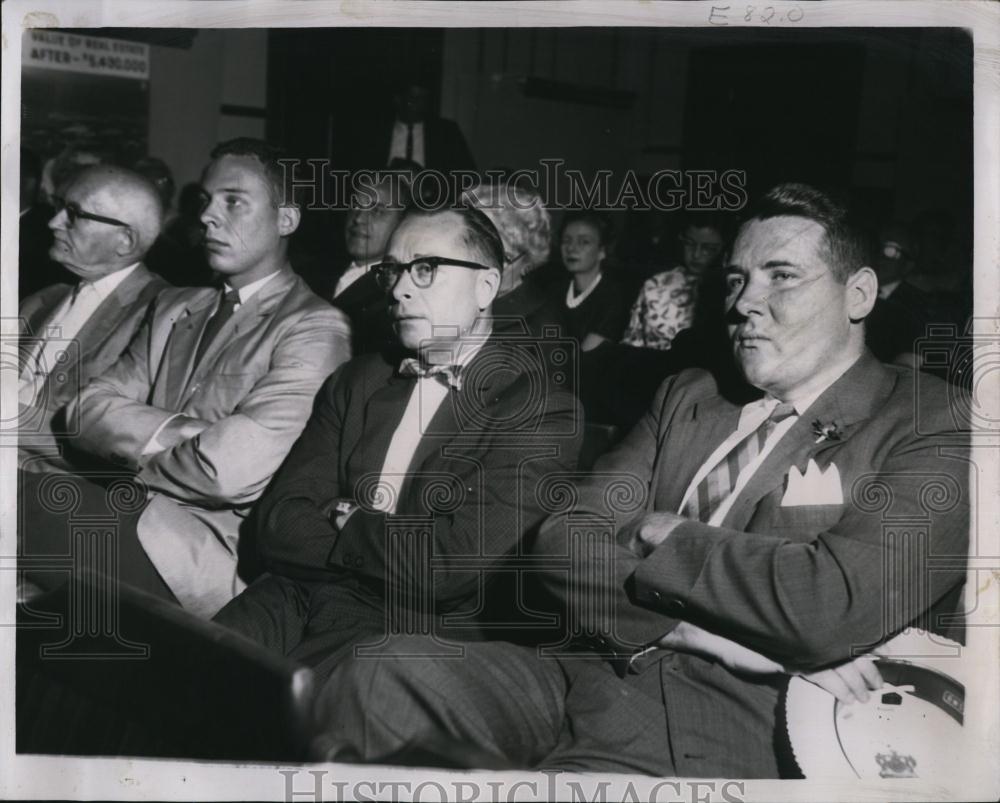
left=14, top=130, right=974, bottom=778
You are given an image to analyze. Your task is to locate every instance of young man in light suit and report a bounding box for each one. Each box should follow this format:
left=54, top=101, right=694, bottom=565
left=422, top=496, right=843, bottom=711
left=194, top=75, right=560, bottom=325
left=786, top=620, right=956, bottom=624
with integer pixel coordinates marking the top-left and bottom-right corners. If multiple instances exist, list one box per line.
left=23, top=138, right=351, bottom=618
left=213, top=205, right=582, bottom=685
left=313, top=183, right=970, bottom=777
left=16, top=166, right=167, bottom=472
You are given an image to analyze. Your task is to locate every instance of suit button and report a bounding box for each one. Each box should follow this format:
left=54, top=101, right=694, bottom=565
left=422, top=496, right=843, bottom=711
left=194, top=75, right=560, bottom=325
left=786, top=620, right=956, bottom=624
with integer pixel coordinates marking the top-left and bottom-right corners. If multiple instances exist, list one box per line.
left=354, top=556, right=364, bottom=568
left=665, top=598, right=686, bottom=614
left=342, top=552, right=354, bottom=564
left=649, top=590, right=662, bottom=603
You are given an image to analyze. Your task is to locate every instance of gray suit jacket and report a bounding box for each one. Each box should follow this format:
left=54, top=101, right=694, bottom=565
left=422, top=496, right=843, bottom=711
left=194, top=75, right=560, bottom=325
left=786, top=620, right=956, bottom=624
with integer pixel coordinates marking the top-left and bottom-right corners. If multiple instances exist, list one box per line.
left=536, top=352, right=970, bottom=776
left=67, top=268, right=352, bottom=617
left=18, top=264, right=166, bottom=471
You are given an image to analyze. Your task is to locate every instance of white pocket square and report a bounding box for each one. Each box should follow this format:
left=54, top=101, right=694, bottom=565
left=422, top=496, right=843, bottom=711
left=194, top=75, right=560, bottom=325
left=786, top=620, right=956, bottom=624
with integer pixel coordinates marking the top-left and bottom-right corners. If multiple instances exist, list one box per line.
left=781, top=459, right=843, bottom=506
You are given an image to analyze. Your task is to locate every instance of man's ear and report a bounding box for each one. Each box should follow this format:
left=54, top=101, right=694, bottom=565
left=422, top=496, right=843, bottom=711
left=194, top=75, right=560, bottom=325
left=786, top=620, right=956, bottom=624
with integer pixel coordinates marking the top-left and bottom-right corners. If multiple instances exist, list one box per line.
left=116, top=226, right=140, bottom=258
left=476, top=267, right=502, bottom=309
left=277, top=205, right=301, bottom=237
left=847, top=266, right=878, bottom=322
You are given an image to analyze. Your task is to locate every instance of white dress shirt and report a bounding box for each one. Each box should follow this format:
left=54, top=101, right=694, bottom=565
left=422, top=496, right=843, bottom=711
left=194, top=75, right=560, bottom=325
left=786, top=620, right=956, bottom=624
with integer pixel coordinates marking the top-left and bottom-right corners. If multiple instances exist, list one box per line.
left=372, top=335, right=488, bottom=514
left=677, top=378, right=840, bottom=527
left=388, top=119, right=425, bottom=167
left=226, top=270, right=280, bottom=309
left=19, top=262, right=140, bottom=406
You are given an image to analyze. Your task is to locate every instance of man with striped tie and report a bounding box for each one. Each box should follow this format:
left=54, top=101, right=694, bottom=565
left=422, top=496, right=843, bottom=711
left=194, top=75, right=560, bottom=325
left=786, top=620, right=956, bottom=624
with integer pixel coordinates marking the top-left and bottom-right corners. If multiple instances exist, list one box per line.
left=314, top=183, right=970, bottom=778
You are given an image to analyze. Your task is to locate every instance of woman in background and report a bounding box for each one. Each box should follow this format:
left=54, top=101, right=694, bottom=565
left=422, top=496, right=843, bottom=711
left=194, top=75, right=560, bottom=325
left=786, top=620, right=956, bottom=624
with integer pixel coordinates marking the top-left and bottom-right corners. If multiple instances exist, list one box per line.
left=461, top=179, right=564, bottom=337
left=621, top=212, right=728, bottom=351
left=558, top=211, right=629, bottom=352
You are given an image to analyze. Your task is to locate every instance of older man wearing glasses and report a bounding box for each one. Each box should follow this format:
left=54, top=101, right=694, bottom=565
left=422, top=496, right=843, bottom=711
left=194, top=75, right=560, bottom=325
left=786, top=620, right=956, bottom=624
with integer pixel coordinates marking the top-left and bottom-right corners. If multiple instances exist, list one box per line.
left=213, top=206, right=582, bottom=687
left=16, top=165, right=168, bottom=472
left=19, top=139, right=351, bottom=618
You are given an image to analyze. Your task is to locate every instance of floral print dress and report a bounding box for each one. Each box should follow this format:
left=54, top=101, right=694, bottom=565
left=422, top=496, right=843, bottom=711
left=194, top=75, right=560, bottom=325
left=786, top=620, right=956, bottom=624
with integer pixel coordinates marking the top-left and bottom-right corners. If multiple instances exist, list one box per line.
left=621, top=267, right=698, bottom=350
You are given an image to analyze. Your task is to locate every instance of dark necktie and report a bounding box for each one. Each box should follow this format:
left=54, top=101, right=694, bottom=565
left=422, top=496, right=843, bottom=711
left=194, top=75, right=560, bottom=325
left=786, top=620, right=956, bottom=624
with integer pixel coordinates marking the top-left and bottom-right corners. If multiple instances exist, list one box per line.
left=681, top=401, right=797, bottom=523
left=194, top=288, right=240, bottom=367
left=398, top=357, right=463, bottom=391
left=405, top=123, right=414, bottom=162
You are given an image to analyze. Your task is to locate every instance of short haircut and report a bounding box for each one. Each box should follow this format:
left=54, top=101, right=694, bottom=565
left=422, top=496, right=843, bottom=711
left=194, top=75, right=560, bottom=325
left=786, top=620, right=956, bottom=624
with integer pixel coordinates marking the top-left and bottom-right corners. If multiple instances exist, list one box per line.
left=403, top=206, right=505, bottom=273
left=209, top=138, right=293, bottom=205
left=462, top=180, right=552, bottom=269
left=559, top=210, right=614, bottom=248
left=747, top=183, right=872, bottom=283
left=680, top=210, right=732, bottom=242
left=352, top=171, right=414, bottom=212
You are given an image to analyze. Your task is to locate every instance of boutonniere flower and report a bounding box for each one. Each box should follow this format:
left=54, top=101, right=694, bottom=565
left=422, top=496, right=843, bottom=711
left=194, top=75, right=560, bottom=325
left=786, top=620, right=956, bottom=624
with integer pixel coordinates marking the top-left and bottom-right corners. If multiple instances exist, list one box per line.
left=812, top=420, right=843, bottom=444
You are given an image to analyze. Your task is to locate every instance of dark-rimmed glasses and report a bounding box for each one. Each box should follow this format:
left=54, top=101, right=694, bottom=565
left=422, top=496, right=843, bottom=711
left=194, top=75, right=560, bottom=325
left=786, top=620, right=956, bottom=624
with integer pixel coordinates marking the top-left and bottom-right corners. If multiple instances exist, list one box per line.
left=53, top=197, right=131, bottom=229
left=372, top=256, right=496, bottom=292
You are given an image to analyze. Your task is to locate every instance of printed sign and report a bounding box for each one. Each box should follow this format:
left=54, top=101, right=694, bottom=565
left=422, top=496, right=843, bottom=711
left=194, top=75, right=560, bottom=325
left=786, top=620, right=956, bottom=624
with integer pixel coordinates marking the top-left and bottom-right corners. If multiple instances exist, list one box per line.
left=22, top=30, right=149, bottom=79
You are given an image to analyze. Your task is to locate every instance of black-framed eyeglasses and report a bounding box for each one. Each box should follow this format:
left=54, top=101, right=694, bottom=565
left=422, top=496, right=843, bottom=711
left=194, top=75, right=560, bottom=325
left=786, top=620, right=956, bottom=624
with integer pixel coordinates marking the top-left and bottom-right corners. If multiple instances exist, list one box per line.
left=371, top=256, right=496, bottom=292
left=53, top=197, right=131, bottom=229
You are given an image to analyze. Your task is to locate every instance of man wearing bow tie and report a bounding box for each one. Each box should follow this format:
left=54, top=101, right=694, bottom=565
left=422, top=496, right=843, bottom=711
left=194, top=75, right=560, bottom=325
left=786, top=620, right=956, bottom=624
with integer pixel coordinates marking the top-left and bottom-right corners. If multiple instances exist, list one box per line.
left=314, top=183, right=970, bottom=777
left=33, top=138, right=352, bottom=618
left=213, top=206, right=582, bottom=684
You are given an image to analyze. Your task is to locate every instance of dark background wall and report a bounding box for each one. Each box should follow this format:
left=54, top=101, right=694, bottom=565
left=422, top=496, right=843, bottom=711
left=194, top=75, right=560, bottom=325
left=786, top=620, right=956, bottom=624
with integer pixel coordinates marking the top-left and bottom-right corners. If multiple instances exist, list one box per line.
left=264, top=26, right=971, bottom=263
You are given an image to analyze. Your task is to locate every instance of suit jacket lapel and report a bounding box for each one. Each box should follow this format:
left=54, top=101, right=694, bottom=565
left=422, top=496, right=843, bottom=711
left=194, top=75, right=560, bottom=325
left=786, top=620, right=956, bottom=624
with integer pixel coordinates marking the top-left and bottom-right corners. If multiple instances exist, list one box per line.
left=74, top=264, right=157, bottom=364
left=653, top=393, right=743, bottom=513
left=186, top=268, right=297, bottom=387
left=721, top=351, right=895, bottom=531
left=402, top=339, right=504, bottom=478
left=334, top=270, right=382, bottom=314
left=164, top=288, right=219, bottom=407
left=23, top=285, right=73, bottom=334
left=351, top=364, right=414, bottom=480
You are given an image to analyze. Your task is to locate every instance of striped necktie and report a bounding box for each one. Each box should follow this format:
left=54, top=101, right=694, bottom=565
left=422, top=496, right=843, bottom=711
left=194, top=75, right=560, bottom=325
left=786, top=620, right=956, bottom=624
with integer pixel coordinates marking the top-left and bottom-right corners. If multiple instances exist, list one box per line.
left=682, top=401, right=797, bottom=523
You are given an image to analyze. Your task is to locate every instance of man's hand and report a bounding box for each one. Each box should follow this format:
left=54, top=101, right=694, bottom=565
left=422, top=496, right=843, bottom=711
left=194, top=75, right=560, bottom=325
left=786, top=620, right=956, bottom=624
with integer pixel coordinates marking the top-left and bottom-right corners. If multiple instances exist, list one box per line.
left=656, top=621, right=784, bottom=675
left=141, top=414, right=212, bottom=458
left=656, top=622, right=884, bottom=705
left=792, top=654, right=883, bottom=705
left=622, top=511, right=687, bottom=557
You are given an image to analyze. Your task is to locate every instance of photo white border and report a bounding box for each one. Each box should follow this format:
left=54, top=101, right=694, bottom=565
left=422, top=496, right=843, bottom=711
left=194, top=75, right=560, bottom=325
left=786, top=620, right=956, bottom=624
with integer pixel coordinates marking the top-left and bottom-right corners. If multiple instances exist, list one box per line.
left=2, top=1, right=998, bottom=801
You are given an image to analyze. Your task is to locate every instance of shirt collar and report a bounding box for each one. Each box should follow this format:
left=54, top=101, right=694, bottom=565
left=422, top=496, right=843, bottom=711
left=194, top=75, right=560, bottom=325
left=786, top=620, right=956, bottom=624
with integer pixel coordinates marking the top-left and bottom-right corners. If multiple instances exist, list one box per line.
left=223, top=270, right=280, bottom=305
left=80, top=262, right=140, bottom=300
left=347, top=259, right=378, bottom=272
left=878, top=279, right=901, bottom=299
left=404, top=325, right=493, bottom=370
left=566, top=273, right=603, bottom=307
left=740, top=367, right=848, bottom=429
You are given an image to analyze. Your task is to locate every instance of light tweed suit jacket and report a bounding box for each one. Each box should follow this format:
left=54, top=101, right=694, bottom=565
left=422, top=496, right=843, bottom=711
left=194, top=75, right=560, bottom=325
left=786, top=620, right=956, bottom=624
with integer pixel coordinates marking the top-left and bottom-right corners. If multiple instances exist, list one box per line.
left=18, top=264, right=167, bottom=471
left=67, top=268, right=351, bottom=617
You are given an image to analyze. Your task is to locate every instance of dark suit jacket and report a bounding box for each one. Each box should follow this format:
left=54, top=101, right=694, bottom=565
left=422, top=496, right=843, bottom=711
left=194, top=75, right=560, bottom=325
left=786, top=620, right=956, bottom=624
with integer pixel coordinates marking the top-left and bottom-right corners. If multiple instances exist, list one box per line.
left=345, top=115, right=476, bottom=174
left=535, top=351, right=969, bottom=777
left=18, top=264, right=167, bottom=470
left=331, top=270, right=393, bottom=356
left=257, top=336, right=583, bottom=629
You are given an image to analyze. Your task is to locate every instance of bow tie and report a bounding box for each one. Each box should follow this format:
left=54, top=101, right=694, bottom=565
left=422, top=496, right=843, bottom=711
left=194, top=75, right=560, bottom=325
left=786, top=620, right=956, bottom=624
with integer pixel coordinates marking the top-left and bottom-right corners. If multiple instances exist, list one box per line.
left=398, top=357, right=463, bottom=391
